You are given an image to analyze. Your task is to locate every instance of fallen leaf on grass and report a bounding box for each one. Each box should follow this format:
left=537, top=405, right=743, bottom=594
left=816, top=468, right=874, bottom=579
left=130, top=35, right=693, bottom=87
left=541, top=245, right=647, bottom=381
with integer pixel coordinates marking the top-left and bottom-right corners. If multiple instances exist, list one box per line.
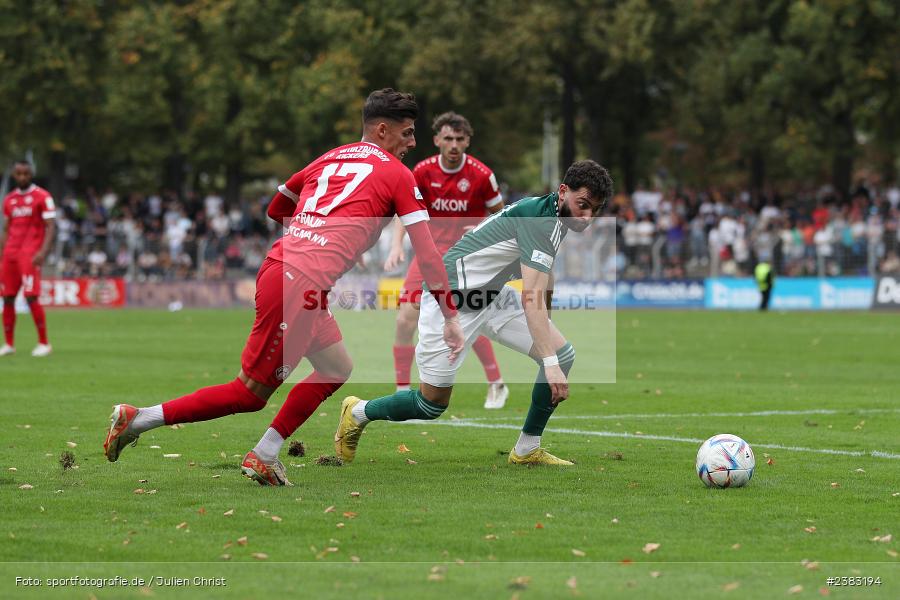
left=508, top=576, right=531, bottom=590
left=336, top=523, right=345, bottom=528
left=722, top=582, right=740, bottom=592
left=324, top=505, right=335, bottom=514
left=351, top=556, right=360, bottom=563
left=343, top=512, right=357, bottom=519
left=237, top=536, right=248, bottom=546
left=66, top=442, right=77, bottom=448
left=650, top=571, right=661, bottom=578
left=571, top=549, right=586, bottom=557
left=611, top=518, right=619, bottom=524
left=349, top=491, right=361, bottom=498
left=175, top=522, right=188, bottom=530
left=315, top=455, right=344, bottom=467
left=831, top=482, right=840, bottom=488
left=484, top=534, right=498, bottom=541
left=818, top=587, right=831, bottom=596
left=642, top=543, right=660, bottom=554
left=223, top=509, right=234, bottom=516
left=886, top=549, right=897, bottom=558
left=731, top=543, right=741, bottom=550
left=871, top=534, right=892, bottom=543
left=566, top=576, right=578, bottom=590
left=163, top=454, right=181, bottom=459
left=7, top=467, right=16, bottom=472
left=251, top=553, right=268, bottom=560
left=271, top=516, right=282, bottom=523
left=804, top=527, right=817, bottom=533
left=427, top=573, right=444, bottom=582
left=150, top=445, right=161, bottom=449
left=406, top=458, right=417, bottom=465
left=788, top=584, right=803, bottom=594
left=197, top=507, right=206, bottom=516
left=18, top=484, right=33, bottom=490
left=535, top=523, right=544, bottom=529
left=133, top=489, right=145, bottom=495
left=803, top=561, right=819, bottom=571
left=220, top=554, right=231, bottom=560
left=766, top=457, right=774, bottom=466
left=854, top=468, right=865, bottom=473
left=397, top=444, right=411, bottom=453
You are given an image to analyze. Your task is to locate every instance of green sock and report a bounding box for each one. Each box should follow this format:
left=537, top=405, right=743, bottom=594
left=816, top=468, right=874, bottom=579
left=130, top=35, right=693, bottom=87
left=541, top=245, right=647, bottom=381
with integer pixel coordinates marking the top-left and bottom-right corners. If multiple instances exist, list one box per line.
left=522, top=343, right=576, bottom=436
left=363, top=389, right=447, bottom=422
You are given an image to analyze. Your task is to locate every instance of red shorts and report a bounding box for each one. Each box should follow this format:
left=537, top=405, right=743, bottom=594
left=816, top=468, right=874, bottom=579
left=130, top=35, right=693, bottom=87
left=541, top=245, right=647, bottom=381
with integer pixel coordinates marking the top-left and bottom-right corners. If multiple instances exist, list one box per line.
left=1, top=255, right=41, bottom=298
left=240, top=257, right=343, bottom=388
left=399, top=244, right=452, bottom=305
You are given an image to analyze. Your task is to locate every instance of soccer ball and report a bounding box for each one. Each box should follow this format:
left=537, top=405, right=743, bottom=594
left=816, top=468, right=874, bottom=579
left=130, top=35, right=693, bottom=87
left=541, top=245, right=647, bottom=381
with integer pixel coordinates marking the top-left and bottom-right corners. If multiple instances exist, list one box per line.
left=696, top=434, right=755, bottom=488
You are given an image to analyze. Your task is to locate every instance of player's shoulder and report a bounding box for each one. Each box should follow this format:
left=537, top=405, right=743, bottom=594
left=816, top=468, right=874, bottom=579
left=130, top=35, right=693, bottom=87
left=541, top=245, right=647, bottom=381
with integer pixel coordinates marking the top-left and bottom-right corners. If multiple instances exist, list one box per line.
left=463, top=154, right=493, bottom=178
left=413, top=155, right=440, bottom=174
left=508, top=193, right=556, bottom=217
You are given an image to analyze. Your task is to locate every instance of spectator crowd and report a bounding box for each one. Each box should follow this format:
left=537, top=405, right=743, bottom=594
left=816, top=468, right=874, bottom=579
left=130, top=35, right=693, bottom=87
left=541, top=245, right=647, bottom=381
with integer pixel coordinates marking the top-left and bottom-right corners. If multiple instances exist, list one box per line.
left=22, top=181, right=900, bottom=282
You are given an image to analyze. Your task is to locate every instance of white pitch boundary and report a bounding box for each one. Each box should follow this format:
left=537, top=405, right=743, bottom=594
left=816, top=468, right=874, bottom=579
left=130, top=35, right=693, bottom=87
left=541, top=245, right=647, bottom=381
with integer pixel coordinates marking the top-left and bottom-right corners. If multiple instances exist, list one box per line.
left=458, top=407, right=900, bottom=422
left=419, top=420, right=900, bottom=460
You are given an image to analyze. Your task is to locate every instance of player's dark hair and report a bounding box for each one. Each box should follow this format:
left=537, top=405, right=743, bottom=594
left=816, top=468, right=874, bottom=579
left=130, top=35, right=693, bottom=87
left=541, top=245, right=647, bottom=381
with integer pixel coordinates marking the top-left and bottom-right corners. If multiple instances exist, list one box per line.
left=432, top=111, right=473, bottom=137
left=563, top=160, right=614, bottom=210
left=363, top=88, right=418, bottom=124
left=13, top=159, right=33, bottom=170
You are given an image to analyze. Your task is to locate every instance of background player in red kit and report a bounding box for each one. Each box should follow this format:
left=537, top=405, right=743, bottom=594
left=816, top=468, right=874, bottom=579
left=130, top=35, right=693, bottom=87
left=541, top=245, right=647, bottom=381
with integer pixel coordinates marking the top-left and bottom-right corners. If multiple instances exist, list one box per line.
left=103, top=89, right=464, bottom=485
left=0, top=160, right=55, bottom=357
left=383, top=113, right=509, bottom=408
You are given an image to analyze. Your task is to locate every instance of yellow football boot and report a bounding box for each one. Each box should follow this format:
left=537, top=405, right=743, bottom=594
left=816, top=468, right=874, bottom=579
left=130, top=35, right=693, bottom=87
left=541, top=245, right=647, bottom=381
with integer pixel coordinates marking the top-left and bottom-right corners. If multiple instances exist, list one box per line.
left=334, top=396, right=366, bottom=463
left=508, top=447, right=574, bottom=466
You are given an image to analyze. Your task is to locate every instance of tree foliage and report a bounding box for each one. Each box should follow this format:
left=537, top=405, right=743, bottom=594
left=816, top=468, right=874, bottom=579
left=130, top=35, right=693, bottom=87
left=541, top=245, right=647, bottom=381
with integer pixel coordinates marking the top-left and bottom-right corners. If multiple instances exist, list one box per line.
left=0, top=0, right=897, bottom=199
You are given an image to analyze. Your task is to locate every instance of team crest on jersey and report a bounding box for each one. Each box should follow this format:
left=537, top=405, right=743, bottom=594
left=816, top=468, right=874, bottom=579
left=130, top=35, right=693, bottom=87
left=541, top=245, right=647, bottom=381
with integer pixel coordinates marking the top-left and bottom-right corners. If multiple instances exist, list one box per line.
left=457, top=178, right=471, bottom=193
left=24, top=196, right=33, bottom=204
left=275, top=365, right=292, bottom=381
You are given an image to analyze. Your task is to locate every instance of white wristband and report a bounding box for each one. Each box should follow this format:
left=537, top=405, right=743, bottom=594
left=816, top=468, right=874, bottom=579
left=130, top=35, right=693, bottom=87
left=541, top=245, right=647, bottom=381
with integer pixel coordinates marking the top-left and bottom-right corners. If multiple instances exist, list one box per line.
left=542, top=355, right=559, bottom=367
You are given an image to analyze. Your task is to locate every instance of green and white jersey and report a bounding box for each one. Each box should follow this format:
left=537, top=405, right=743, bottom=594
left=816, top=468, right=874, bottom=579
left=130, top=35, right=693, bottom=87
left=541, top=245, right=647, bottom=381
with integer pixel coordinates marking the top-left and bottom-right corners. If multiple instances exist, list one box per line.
left=443, top=192, right=566, bottom=294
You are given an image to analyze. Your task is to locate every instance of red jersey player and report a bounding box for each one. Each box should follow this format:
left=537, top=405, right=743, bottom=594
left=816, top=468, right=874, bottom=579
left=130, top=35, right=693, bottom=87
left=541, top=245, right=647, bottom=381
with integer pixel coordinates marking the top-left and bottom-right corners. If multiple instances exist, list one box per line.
left=0, top=160, right=56, bottom=357
left=382, top=112, right=509, bottom=408
left=103, top=89, right=464, bottom=486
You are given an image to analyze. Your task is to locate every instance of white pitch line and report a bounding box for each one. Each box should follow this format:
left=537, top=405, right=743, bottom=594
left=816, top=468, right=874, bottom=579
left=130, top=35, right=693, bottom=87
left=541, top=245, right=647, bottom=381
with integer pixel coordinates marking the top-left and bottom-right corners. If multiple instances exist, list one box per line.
left=421, top=420, right=900, bottom=460
left=459, top=407, right=900, bottom=422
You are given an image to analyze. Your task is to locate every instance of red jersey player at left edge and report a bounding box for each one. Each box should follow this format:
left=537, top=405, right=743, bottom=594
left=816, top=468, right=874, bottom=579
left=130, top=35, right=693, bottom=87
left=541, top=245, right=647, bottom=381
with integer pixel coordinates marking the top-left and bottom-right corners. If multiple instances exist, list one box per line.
left=102, top=89, right=464, bottom=486
left=0, top=160, right=56, bottom=358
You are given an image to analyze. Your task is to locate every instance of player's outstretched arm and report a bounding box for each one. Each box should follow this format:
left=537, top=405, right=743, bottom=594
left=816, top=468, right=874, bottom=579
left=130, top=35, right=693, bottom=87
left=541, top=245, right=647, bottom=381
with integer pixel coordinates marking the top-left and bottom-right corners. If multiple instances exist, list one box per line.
left=383, top=215, right=407, bottom=271
left=521, top=263, right=568, bottom=404
left=406, top=220, right=463, bottom=361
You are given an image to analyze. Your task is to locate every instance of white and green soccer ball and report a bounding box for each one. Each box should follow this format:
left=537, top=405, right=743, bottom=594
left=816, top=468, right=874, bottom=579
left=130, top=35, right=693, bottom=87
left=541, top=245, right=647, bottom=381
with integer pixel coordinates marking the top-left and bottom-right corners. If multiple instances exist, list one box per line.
left=696, top=434, right=755, bottom=488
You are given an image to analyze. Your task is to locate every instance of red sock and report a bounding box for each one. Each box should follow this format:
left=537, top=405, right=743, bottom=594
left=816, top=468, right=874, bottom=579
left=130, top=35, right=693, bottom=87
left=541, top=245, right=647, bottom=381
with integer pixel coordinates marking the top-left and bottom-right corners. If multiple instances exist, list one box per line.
left=472, top=335, right=502, bottom=382
left=2, top=302, right=14, bottom=346
left=270, top=372, right=346, bottom=438
left=27, top=299, right=48, bottom=345
left=162, top=378, right=266, bottom=424
left=393, top=345, right=415, bottom=388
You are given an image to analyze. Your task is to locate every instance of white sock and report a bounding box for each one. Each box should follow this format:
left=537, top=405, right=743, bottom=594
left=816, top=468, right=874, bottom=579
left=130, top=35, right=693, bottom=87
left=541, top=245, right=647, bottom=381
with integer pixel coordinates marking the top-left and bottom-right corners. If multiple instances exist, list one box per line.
left=351, top=400, right=370, bottom=426
left=130, top=405, right=165, bottom=434
left=514, top=432, right=540, bottom=456
left=396, top=385, right=411, bottom=392
left=252, top=427, right=284, bottom=464
left=490, top=378, right=505, bottom=387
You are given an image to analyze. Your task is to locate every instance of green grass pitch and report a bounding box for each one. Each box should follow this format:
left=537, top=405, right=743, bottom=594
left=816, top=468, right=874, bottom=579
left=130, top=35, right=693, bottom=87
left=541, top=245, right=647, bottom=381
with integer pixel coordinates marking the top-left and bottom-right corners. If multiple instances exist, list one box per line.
left=1, top=308, right=898, bottom=598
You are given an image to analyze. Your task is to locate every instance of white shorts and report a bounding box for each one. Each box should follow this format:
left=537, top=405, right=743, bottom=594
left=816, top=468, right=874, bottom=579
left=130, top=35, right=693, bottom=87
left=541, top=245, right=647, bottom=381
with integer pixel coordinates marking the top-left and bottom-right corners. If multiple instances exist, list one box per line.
left=416, top=286, right=535, bottom=387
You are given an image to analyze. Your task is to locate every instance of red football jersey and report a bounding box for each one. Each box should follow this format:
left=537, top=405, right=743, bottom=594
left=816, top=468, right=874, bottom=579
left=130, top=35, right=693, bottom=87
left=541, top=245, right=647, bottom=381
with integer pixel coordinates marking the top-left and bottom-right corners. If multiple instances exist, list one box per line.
left=2, top=185, right=56, bottom=259
left=269, top=142, right=429, bottom=288
left=413, top=154, right=502, bottom=249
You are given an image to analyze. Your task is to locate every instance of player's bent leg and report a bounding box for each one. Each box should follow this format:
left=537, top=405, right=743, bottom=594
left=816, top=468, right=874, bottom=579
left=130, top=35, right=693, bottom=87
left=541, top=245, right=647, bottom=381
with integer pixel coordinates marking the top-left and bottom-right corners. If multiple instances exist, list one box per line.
left=25, top=296, right=50, bottom=356
left=393, top=300, right=420, bottom=391
left=472, top=336, right=506, bottom=408
left=1, top=297, right=17, bottom=354
left=335, top=384, right=452, bottom=463
left=252, top=341, right=351, bottom=484
left=509, top=341, right=576, bottom=466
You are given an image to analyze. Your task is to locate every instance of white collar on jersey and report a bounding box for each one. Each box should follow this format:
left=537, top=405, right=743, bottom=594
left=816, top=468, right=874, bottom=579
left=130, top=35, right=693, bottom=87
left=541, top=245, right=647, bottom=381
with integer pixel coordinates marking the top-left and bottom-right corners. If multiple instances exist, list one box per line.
left=438, top=153, right=467, bottom=174
left=15, top=184, right=37, bottom=194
